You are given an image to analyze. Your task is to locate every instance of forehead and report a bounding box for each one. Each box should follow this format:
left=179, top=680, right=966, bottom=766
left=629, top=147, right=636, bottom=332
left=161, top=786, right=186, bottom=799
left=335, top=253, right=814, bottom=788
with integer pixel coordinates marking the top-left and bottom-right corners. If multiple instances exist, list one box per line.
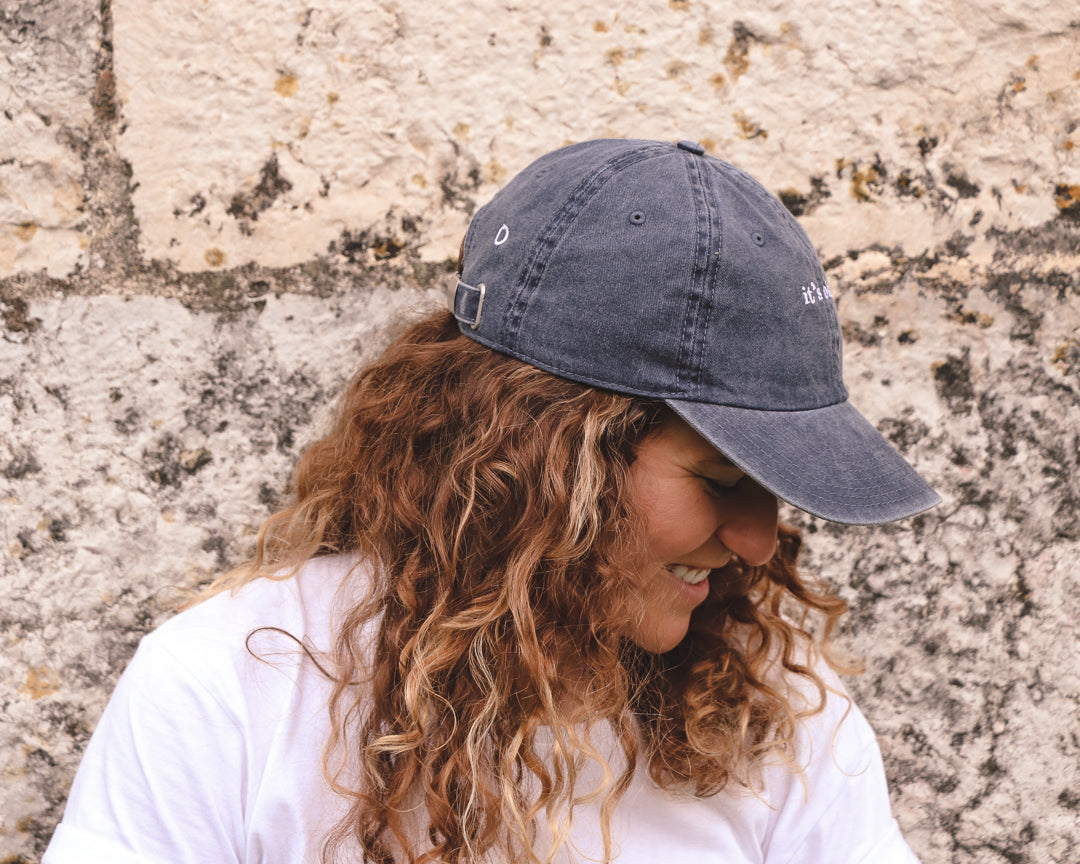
left=641, top=413, right=731, bottom=466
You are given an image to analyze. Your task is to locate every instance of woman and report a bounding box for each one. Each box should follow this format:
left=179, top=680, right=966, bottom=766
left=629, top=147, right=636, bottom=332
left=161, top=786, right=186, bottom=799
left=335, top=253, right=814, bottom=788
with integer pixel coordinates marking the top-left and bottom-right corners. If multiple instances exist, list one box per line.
left=44, top=139, right=939, bottom=864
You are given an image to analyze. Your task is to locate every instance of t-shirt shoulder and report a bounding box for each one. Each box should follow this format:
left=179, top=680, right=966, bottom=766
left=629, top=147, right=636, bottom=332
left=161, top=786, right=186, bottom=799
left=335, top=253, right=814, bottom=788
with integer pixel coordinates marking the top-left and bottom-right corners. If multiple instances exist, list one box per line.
left=152, top=554, right=360, bottom=651
left=42, top=556, right=361, bottom=864
left=754, top=657, right=922, bottom=864
left=142, top=554, right=362, bottom=692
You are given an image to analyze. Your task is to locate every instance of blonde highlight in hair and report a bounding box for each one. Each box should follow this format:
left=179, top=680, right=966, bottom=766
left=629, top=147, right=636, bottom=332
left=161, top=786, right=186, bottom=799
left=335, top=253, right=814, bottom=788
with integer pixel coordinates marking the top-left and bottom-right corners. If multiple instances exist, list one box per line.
left=218, top=310, right=851, bottom=864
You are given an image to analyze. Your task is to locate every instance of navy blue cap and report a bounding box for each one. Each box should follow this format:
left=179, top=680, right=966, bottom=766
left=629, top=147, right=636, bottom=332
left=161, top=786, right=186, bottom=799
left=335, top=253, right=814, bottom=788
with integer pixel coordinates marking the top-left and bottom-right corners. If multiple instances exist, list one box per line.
left=448, top=138, right=940, bottom=524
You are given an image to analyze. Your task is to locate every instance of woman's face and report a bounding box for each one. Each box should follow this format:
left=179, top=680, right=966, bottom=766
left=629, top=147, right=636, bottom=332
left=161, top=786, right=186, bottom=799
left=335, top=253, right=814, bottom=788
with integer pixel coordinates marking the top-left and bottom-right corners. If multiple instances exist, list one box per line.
left=623, top=415, right=779, bottom=653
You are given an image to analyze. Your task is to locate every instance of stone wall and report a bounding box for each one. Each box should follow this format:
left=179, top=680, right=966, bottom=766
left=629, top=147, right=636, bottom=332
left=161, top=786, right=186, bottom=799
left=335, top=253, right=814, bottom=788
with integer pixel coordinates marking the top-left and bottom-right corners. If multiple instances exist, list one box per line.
left=2, top=1, right=1078, bottom=862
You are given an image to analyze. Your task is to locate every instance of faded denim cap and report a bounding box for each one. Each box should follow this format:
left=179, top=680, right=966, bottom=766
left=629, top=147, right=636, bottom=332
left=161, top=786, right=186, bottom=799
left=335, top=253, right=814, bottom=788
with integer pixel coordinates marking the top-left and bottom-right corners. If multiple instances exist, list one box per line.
left=448, top=138, right=941, bottom=524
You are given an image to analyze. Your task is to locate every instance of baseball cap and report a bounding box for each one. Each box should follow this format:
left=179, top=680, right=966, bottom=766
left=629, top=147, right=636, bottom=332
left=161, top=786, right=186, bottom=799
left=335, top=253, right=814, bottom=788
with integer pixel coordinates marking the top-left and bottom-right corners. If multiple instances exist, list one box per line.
left=447, top=138, right=941, bottom=524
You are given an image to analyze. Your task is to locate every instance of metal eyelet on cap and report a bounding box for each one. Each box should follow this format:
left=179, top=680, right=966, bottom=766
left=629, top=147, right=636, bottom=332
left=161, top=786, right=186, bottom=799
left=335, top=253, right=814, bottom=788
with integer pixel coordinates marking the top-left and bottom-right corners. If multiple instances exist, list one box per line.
left=629, top=210, right=647, bottom=225
left=752, top=231, right=766, bottom=246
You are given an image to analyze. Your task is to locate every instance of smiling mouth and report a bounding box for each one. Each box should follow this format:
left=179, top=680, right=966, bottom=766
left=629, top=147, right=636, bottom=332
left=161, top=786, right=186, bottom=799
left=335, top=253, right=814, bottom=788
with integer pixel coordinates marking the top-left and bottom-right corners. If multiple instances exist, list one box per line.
left=668, top=565, right=711, bottom=585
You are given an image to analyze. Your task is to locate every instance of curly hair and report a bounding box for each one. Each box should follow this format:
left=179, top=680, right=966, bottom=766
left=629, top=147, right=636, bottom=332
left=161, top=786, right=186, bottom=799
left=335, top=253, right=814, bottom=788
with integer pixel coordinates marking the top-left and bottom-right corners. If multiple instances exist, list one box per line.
left=218, top=309, right=851, bottom=864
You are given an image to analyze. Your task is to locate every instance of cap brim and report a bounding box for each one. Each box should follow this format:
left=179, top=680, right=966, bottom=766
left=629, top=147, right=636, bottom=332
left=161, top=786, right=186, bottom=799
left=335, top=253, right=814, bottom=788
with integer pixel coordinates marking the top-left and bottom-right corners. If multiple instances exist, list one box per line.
left=666, top=399, right=941, bottom=525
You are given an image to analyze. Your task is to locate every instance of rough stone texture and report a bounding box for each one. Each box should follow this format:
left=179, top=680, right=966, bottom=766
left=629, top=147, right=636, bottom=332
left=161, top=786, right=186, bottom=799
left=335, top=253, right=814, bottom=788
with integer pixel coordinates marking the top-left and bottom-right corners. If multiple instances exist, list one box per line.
left=1, top=1, right=1079, bottom=863
left=105, top=0, right=1080, bottom=272
left=0, top=0, right=101, bottom=278
left=0, top=287, right=442, bottom=860
left=793, top=224, right=1080, bottom=862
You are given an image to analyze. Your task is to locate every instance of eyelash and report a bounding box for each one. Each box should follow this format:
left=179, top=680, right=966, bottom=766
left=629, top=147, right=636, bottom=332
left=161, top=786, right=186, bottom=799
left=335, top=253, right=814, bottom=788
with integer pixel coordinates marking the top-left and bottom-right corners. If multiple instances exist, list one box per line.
left=702, top=475, right=741, bottom=495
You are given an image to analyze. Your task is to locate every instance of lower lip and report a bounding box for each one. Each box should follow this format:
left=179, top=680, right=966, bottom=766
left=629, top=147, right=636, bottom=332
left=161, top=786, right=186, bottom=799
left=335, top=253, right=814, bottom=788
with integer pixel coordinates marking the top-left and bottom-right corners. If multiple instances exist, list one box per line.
left=667, top=568, right=712, bottom=605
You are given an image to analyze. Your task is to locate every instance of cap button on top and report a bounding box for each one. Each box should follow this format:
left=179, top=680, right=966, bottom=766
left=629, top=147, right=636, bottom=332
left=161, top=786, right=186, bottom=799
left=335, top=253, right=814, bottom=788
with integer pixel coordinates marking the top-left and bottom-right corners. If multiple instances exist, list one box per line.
left=677, top=139, right=706, bottom=156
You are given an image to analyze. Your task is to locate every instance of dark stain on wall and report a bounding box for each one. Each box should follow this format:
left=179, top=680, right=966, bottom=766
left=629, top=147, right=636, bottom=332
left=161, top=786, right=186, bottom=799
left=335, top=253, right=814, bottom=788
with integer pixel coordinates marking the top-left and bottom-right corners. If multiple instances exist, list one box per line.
left=778, top=176, right=831, bottom=216
left=144, top=433, right=213, bottom=487
left=227, top=154, right=294, bottom=224
left=1, top=297, right=41, bottom=333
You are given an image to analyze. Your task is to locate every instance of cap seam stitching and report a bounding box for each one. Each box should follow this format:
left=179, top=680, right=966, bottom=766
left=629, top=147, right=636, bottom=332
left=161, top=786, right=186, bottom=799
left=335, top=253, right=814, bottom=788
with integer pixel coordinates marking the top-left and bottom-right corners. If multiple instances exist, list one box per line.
left=500, top=145, right=669, bottom=351
left=675, top=152, right=711, bottom=398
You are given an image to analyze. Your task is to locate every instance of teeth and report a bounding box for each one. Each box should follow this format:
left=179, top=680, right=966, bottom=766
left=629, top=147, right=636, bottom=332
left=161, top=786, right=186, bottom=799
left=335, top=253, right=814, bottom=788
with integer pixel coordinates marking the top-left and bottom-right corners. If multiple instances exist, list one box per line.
left=670, top=565, right=710, bottom=585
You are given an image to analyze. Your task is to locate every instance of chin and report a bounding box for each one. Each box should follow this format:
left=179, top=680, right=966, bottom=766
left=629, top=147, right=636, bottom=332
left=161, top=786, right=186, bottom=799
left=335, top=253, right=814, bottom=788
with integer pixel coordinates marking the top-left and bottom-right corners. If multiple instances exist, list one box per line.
left=630, top=621, right=691, bottom=654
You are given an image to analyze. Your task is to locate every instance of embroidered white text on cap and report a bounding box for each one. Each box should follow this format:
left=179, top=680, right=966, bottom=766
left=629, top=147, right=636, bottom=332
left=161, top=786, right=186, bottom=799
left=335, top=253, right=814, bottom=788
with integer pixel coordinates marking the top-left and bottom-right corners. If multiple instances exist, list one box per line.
left=800, top=280, right=833, bottom=306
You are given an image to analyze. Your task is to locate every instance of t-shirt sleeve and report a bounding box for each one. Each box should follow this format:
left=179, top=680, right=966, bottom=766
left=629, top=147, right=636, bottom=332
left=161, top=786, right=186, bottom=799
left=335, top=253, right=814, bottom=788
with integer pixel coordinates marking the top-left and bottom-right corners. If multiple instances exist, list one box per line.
left=43, top=636, right=248, bottom=864
left=764, top=682, right=922, bottom=864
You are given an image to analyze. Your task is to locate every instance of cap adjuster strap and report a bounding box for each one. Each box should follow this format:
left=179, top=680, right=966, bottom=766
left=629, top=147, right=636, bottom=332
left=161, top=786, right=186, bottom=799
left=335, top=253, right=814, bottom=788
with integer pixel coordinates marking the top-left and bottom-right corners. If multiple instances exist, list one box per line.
left=447, top=280, right=486, bottom=330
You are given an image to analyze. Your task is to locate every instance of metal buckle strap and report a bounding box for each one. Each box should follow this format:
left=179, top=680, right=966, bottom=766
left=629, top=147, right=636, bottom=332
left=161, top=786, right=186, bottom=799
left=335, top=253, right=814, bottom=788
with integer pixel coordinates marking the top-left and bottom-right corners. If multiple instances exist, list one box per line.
left=446, top=280, right=486, bottom=330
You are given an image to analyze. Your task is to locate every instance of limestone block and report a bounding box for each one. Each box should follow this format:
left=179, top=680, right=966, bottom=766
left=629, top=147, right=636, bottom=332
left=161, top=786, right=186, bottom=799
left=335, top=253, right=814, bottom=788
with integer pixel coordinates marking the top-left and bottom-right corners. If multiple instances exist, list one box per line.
left=0, top=0, right=100, bottom=277
left=112, top=0, right=1080, bottom=272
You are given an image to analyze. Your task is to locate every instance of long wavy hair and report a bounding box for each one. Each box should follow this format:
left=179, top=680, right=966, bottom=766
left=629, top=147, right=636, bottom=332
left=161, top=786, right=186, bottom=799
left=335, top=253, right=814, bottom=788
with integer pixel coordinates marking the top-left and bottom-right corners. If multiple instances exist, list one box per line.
left=217, top=309, right=851, bottom=864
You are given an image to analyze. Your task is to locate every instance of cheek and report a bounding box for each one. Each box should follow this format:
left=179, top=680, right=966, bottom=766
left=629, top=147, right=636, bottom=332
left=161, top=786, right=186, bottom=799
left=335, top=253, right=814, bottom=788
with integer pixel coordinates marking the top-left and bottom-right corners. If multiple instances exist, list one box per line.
left=639, top=489, right=718, bottom=560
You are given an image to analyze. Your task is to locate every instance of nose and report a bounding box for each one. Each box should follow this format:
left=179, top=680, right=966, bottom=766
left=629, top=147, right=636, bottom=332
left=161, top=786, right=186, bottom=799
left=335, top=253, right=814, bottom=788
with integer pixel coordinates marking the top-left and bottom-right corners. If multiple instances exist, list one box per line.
left=717, top=478, right=779, bottom=566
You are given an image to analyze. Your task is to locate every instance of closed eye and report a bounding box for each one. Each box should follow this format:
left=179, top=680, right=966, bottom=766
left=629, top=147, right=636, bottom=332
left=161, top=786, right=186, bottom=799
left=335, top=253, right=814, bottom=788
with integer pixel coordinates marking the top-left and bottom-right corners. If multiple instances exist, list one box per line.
left=700, top=471, right=745, bottom=496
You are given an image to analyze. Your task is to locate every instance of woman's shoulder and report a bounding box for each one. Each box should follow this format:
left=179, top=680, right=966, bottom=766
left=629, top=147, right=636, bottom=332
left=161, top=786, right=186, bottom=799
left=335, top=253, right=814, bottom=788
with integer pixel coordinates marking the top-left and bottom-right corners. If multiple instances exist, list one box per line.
left=133, top=553, right=370, bottom=712
left=753, top=649, right=918, bottom=863
left=43, top=555, right=367, bottom=864
left=151, top=554, right=365, bottom=652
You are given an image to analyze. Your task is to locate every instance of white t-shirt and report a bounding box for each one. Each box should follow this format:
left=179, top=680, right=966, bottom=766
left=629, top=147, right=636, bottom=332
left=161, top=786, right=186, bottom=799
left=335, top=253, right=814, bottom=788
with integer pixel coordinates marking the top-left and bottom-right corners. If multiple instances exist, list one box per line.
left=44, top=555, right=920, bottom=864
